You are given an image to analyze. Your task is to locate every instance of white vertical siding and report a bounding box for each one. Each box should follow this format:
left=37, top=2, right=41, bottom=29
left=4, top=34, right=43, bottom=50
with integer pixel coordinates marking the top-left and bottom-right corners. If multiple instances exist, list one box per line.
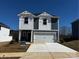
left=18, top=11, right=59, bottom=31
left=19, top=16, right=58, bottom=31
left=39, top=17, right=51, bottom=30
left=0, top=27, right=10, bottom=36
left=19, top=16, right=33, bottom=30
left=0, top=27, right=12, bottom=42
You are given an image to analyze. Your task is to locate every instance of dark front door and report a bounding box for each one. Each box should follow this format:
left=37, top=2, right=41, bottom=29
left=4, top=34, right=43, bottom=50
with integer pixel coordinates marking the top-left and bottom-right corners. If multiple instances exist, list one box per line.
left=27, top=32, right=31, bottom=42
left=21, top=30, right=31, bottom=42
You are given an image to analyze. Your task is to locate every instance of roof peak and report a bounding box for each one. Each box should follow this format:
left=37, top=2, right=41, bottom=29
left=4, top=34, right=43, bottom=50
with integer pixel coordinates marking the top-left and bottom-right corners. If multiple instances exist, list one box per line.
left=38, top=12, right=52, bottom=17
left=18, top=10, right=35, bottom=16
left=21, top=11, right=30, bottom=13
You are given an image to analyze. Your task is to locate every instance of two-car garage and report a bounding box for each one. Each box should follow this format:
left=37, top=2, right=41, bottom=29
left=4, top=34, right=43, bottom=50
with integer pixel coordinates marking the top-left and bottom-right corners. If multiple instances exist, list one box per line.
left=33, top=31, right=56, bottom=43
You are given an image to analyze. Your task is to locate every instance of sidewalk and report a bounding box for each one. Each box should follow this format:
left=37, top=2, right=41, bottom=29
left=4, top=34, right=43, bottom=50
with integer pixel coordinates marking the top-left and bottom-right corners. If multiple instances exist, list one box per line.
left=0, top=52, right=25, bottom=57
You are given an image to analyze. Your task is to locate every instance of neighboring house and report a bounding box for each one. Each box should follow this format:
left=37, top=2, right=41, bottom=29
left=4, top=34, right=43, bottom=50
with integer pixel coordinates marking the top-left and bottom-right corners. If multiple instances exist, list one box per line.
left=72, top=19, right=79, bottom=40
left=18, top=11, right=59, bottom=43
left=0, top=22, right=12, bottom=42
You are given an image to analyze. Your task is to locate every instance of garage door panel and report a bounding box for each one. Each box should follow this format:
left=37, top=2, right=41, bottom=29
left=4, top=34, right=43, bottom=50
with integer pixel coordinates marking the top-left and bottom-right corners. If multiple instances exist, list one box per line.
left=34, top=32, right=55, bottom=43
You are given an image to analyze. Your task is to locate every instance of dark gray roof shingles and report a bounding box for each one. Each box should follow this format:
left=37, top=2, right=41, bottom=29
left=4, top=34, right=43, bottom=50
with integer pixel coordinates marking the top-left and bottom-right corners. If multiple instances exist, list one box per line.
left=0, top=22, right=10, bottom=29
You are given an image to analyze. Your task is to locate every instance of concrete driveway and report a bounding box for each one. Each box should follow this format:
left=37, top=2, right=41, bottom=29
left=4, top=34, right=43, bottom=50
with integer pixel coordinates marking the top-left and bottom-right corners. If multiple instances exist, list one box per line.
left=27, top=43, right=77, bottom=52
left=20, top=43, right=79, bottom=59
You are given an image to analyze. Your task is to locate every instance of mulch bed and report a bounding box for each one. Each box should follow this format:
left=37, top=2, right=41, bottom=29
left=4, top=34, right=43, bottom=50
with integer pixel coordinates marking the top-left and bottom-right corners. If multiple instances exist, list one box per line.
left=0, top=43, right=30, bottom=53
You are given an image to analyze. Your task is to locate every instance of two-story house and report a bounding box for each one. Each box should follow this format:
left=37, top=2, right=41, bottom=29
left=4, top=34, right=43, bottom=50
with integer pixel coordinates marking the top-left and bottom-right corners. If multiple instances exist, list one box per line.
left=18, top=11, right=59, bottom=43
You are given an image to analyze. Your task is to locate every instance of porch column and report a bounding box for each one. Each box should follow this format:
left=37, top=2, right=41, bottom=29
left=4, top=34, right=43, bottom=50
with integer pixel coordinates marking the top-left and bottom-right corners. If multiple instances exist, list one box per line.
left=58, top=19, right=60, bottom=42
left=31, top=30, right=33, bottom=43
left=19, top=30, right=21, bottom=42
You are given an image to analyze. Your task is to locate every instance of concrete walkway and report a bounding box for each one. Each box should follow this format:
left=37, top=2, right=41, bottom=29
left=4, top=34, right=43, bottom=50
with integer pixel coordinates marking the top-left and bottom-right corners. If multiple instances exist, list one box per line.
left=20, top=43, right=79, bottom=59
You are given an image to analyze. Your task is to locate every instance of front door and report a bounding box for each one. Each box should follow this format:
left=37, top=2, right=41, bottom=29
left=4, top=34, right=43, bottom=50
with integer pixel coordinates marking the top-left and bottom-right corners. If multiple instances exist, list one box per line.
left=21, top=30, right=31, bottom=42
left=27, top=32, right=31, bottom=42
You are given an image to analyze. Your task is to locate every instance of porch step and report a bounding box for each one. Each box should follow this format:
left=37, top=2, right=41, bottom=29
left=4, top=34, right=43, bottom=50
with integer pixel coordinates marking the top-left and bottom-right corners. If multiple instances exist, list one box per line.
left=26, top=42, right=31, bottom=44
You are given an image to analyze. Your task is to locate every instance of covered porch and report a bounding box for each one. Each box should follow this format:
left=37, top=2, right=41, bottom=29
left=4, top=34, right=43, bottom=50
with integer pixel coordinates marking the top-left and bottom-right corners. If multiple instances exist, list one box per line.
left=19, top=30, right=33, bottom=43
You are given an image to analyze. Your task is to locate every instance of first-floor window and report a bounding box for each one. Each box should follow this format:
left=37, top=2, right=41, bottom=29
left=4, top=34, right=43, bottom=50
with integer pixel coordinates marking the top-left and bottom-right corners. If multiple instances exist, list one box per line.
left=43, top=19, right=47, bottom=25
left=24, top=17, right=28, bottom=24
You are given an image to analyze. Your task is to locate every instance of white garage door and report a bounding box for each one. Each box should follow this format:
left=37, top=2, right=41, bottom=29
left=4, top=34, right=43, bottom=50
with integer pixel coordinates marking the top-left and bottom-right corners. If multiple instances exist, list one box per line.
left=34, top=32, right=56, bottom=43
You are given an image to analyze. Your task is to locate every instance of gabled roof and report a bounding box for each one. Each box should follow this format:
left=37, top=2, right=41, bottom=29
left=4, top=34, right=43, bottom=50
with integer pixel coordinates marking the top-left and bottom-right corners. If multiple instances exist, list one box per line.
left=35, top=12, right=59, bottom=18
left=18, top=11, right=35, bottom=17
left=38, top=12, right=52, bottom=17
left=18, top=10, right=59, bottom=18
left=0, top=22, right=10, bottom=29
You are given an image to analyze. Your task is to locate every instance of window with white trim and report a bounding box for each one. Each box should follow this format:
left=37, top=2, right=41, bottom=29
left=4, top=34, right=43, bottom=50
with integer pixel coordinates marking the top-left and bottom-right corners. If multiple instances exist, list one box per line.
left=24, top=17, right=28, bottom=24
left=43, top=19, right=47, bottom=25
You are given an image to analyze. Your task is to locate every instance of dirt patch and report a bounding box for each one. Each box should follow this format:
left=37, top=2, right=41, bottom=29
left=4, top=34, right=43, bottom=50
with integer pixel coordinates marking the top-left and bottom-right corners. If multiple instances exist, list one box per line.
left=0, top=42, right=30, bottom=53
left=0, top=57, right=20, bottom=59
left=62, top=40, right=79, bottom=51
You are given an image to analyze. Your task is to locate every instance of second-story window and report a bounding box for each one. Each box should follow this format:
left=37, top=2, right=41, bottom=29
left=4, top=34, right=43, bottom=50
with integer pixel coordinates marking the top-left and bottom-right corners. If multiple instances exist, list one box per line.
left=24, top=17, right=28, bottom=24
left=43, top=19, right=47, bottom=25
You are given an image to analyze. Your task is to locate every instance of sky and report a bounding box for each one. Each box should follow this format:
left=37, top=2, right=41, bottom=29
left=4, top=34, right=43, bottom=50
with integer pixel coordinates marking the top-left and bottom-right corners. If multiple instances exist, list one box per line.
left=0, top=0, right=78, bottom=30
